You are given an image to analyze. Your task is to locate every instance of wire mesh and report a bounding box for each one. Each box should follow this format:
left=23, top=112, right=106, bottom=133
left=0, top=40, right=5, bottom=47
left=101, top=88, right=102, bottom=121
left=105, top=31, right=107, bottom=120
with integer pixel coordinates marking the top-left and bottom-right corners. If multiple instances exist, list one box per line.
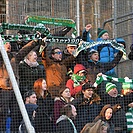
left=0, top=0, right=133, bottom=133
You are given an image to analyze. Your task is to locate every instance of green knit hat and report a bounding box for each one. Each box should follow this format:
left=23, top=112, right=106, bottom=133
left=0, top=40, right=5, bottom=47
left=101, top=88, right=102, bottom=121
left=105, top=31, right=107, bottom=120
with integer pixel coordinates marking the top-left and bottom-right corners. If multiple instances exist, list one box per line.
left=97, top=28, right=108, bottom=38
left=106, top=82, right=117, bottom=93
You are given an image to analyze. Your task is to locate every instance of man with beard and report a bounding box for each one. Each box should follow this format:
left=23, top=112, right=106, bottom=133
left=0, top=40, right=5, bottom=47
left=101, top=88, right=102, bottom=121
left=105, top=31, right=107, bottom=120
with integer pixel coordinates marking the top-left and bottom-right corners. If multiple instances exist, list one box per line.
left=41, top=46, right=76, bottom=98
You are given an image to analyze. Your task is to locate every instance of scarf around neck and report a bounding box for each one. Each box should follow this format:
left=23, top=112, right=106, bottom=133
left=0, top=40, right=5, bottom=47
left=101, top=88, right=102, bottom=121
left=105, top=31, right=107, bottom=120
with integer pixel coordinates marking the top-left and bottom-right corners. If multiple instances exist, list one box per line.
left=24, top=58, right=39, bottom=67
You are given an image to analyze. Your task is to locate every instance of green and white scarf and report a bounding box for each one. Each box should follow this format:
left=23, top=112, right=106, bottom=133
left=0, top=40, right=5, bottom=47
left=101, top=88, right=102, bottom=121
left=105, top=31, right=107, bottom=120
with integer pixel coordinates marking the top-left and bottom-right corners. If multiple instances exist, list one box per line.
left=71, top=74, right=86, bottom=87
left=93, top=74, right=133, bottom=87
left=74, top=39, right=126, bottom=59
left=25, top=15, right=77, bottom=37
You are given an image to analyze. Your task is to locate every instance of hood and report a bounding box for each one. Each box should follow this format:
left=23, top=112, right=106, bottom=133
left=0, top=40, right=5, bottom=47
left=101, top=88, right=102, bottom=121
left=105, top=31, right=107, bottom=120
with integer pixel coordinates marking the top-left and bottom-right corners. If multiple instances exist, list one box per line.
left=56, top=115, right=69, bottom=124
left=74, top=64, right=86, bottom=74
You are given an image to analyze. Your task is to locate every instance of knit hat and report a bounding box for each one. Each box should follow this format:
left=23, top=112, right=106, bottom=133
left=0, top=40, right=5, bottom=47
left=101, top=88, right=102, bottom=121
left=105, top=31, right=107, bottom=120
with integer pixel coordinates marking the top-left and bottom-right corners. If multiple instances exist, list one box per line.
left=74, top=64, right=87, bottom=74
left=106, top=82, right=117, bottom=93
left=3, top=41, right=10, bottom=45
left=97, top=28, right=108, bottom=38
left=88, top=49, right=98, bottom=59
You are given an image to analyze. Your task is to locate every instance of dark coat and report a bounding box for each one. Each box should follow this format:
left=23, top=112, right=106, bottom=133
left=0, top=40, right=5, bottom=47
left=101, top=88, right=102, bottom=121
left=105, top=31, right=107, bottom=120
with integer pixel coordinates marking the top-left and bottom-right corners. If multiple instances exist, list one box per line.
left=34, top=93, right=55, bottom=133
left=54, top=96, right=73, bottom=124
left=72, top=94, right=103, bottom=133
left=19, top=61, right=44, bottom=95
left=56, top=118, right=76, bottom=133
left=0, top=40, right=39, bottom=90
left=78, top=51, right=123, bottom=84
left=128, top=44, right=133, bottom=60
left=62, top=49, right=76, bottom=72
left=0, top=90, right=13, bottom=131
left=100, top=93, right=133, bottom=131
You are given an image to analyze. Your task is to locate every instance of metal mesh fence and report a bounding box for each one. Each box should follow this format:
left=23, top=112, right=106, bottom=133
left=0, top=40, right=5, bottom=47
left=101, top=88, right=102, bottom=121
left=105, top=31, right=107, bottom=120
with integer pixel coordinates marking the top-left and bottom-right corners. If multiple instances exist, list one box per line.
left=0, top=0, right=133, bottom=133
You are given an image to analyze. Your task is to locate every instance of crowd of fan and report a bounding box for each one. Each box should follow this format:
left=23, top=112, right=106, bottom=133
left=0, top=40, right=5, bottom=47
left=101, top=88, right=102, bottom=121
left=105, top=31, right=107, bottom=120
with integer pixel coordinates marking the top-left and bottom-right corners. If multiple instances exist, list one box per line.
left=0, top=24, right=133, bottom=133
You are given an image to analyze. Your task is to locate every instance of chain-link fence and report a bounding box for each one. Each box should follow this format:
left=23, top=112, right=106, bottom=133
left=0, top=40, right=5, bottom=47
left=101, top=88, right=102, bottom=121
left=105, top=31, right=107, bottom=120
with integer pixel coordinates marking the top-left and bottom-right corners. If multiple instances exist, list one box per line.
left=0, top=0, right=133, bottom=133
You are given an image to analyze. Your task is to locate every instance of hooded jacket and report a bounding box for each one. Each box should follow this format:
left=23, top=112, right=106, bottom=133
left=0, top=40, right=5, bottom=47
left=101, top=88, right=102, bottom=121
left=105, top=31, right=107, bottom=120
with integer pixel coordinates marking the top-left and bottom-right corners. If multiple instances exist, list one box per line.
left=66, top=64, right=87, bottom=97
left=94, top=104, right=115, bottom=133
left=56, top=115, right=77, bottom=133
left=100, top=92, right=133, bottom=131
left=72, top=93, right=103, bottom=132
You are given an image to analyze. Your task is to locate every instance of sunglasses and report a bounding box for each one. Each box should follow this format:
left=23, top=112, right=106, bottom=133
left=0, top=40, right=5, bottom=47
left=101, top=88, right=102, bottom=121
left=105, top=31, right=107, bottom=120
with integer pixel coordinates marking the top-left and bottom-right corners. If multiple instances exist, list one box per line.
left=54, top=51, right=62, bottom=55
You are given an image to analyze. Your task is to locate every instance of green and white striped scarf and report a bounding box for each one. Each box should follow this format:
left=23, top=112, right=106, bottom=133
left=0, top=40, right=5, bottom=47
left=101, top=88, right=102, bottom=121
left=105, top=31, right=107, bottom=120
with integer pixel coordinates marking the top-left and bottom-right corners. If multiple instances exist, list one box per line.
left=74, top=39, right=126, bottom=59
left=93, top=74, right=133, bottom=87
left=126, top=108, right=133, bottom=131
left=25, top=15, right=77, bottom=38
left=71, top=74, right=86, bottom=87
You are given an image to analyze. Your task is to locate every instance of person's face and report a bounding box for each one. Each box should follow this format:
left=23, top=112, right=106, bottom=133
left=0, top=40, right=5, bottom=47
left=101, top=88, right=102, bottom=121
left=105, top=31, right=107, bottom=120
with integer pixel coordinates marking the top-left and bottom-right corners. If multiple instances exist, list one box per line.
left=105, top=108, right=113, bottom=120
left=52, top=49, right=62, bottom=61
left=42, top=79, right=47, bottom=91
left=61, top=88, right=71, bottom=99
left=108, top=88, right=118, bottom=97
left=4, top=42, right=11, bottom=52
left=90, top=53, right=99, bottom=62
left=29, top=52, right=37, bottom=62
left=101, top=33, right=109, bottom=40
left=67, top=46, right=77, bottom=55
left=71, top=105, right=77, bottom=119
left=27, top=94, right=37, bottom=104
left=82, top=88, right=94, bottom=99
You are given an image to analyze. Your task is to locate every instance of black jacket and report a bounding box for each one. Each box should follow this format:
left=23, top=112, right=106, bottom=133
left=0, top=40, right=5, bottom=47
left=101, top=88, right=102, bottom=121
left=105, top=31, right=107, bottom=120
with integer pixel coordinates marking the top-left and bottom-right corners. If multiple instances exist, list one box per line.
left=34, top=93, right=54, bottom=133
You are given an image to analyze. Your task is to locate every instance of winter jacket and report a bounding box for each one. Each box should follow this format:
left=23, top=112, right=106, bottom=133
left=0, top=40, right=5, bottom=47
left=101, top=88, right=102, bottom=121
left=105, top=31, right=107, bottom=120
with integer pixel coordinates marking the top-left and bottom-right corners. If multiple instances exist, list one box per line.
left=128, top=44, right=133, bottom=60
left=34, top=93, right=54, bottom=133
left=0, top=40, right=39, bottom=90
left=95, top=38, right=118, bottom=75
left=66, top=79, right=82, bottom=97
left=0, top=90, right=13, bottom=131
left=56, top=115, right=77, bottom=133
left=82, top=51, right=123, bottom=84
left=62, top=48, right=76, bottom=72
left=66, top=64, right=87, bottom=97
left=72, top=94, right=103, bottom=133
left=80, top=118, right=115, bottom=133
left=82, top=29, right=93, bottom=42
left=42, top=49, right=75, bottom=97
left=54, top=96, right=74, bottom=124
left=19, top=104, right=38, bottom=133
left=82, top=32, right=125, bottom=76
left=19, top=61, right=44, bottom=95
left=100, top=93, right=133, bottom=131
